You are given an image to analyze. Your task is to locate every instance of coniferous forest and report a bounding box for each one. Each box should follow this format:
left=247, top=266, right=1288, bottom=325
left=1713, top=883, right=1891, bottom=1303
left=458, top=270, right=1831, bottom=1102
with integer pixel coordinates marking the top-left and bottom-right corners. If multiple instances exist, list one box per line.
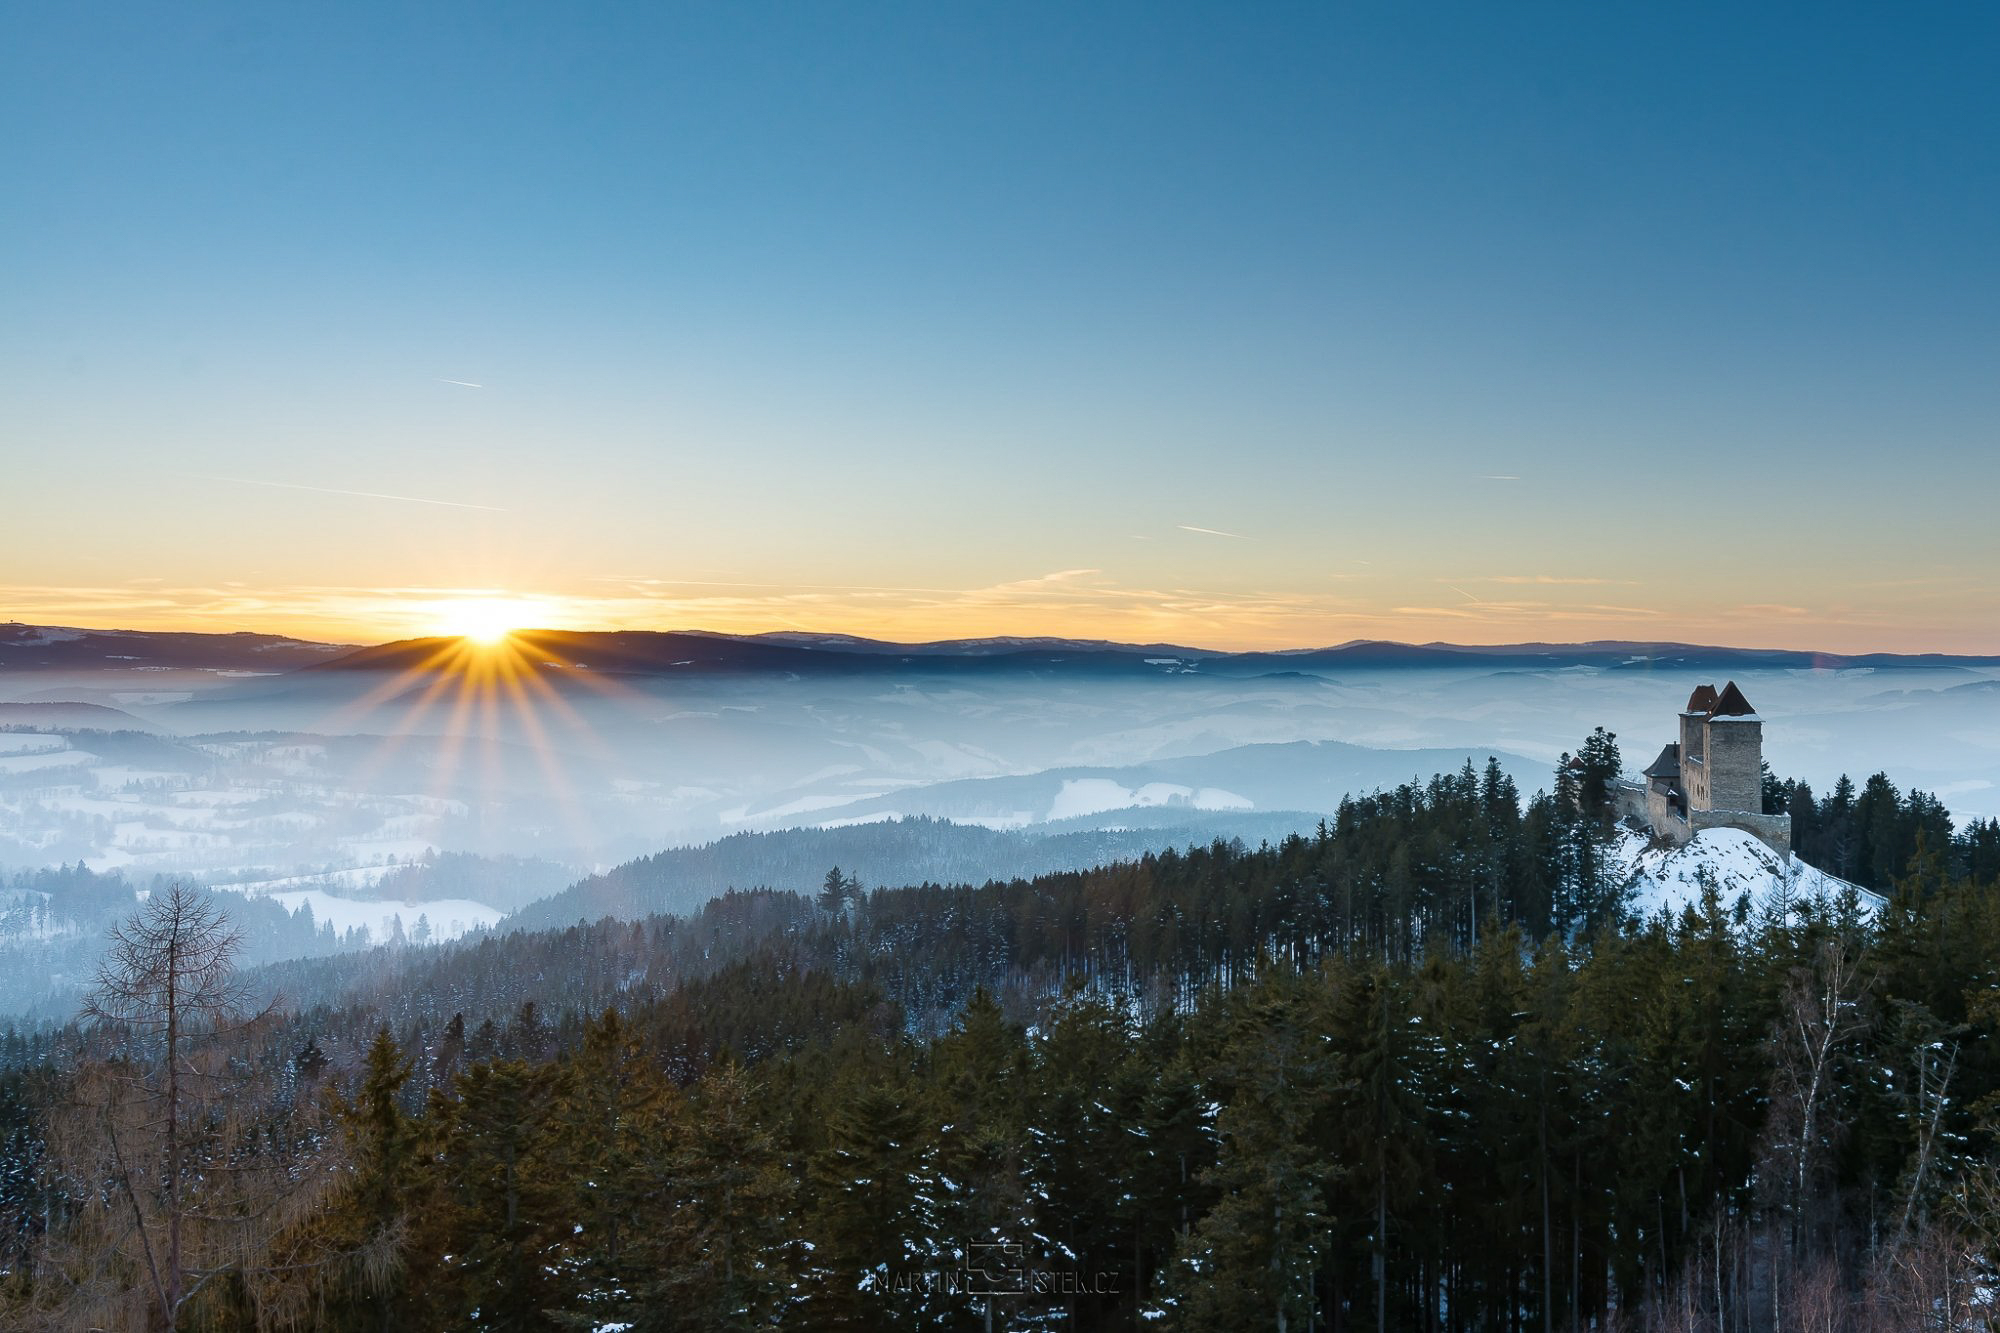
left=2, top=751, right=1999, bottom=1330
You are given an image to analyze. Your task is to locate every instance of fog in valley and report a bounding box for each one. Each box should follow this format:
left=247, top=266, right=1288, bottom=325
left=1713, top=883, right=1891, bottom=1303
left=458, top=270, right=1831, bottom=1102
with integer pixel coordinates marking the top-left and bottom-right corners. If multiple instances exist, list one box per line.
left=2, top=627, right=1995, bottom=1016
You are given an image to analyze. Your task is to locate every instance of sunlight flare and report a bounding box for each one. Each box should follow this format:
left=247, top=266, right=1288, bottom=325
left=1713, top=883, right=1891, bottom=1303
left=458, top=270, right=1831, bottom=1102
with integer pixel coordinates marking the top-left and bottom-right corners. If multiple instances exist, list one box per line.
left=426, top=595, right=556, bottom=644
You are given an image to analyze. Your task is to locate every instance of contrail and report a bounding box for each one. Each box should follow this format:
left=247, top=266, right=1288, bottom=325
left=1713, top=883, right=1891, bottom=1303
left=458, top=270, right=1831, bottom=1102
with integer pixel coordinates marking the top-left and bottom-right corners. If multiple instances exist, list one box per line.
left=211, top=477, right=510, bottom=512
left=439, top=379, right=484, bottom=389
left=1445, top=584, right=1484, bottom=603
left=1178, top=524, right=1249, bottom=539
left=1481, top=474, right=1521, bottom=481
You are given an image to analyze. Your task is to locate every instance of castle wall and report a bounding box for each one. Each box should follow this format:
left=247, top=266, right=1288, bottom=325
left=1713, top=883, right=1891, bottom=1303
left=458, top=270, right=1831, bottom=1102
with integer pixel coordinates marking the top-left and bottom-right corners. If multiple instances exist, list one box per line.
left=1703, top=717, right=1764, bottom=812
left=1689, top=808, right=1792, bottom=858
left=1644, top=786, right=1692, bottom=846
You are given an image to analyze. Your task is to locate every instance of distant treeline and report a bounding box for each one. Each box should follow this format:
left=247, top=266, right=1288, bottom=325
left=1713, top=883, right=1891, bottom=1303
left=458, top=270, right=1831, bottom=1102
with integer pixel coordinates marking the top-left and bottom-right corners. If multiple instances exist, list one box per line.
left=505, top=811, right=1322, bottom=930
left=1768, top=769, right=1999, bottom=888
left=368, top=851, right=576, bottom=914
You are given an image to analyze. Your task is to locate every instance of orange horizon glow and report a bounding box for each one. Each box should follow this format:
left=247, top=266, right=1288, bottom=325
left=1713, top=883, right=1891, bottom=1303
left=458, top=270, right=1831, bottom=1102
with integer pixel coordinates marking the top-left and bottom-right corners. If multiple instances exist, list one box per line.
left=7, top=573, right=2000, bottom=658
left=5, top=599, right=1999, bottom=659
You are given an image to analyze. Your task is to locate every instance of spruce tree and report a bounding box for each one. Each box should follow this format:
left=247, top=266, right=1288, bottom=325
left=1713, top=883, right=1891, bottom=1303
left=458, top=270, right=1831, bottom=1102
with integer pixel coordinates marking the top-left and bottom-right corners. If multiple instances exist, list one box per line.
left=1167, top=971, right=1334, bottom=1331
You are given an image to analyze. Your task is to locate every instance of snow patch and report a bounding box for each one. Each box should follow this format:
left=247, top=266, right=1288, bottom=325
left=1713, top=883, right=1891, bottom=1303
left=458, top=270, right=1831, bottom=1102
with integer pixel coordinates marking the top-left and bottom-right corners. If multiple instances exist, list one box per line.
left=1613, top=826, right=1882, bottom=920
left=1046, top=778, right=1253, bottom=821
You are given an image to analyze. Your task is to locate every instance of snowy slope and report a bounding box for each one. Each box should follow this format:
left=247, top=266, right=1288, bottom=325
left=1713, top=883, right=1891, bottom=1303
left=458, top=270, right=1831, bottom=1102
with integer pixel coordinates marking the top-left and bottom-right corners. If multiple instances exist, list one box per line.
left=1610, top=826, right=1883, bottom=920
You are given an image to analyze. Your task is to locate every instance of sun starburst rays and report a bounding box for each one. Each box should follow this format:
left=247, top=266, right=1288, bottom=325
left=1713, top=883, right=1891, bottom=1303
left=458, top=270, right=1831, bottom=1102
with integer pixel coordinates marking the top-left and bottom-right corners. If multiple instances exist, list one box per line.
left=311, top=629, right=653, bottom=865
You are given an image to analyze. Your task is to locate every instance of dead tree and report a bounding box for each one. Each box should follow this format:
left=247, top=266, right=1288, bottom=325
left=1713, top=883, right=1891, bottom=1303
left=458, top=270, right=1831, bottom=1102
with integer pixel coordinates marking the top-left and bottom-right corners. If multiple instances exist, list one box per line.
left=1756, top=937, right=1872, bottom=1331
left=36, top=883, right=332, bottom=1331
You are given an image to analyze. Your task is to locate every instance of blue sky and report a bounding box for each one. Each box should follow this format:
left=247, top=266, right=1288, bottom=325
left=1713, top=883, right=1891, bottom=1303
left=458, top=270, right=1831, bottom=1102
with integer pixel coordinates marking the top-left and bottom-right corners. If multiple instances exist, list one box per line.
left=4, top=3, right=1996, bottom=648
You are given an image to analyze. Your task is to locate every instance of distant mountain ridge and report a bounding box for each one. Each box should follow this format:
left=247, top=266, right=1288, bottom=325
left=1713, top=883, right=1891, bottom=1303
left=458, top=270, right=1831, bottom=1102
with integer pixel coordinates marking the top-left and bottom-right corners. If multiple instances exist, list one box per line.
left=0, top=623, right=353, bottom=671
left=7, top=622, right=1999, bottom=682
left=0, top=700, right=163, bottom=731
left=301, top=630, right=2000, bottom=680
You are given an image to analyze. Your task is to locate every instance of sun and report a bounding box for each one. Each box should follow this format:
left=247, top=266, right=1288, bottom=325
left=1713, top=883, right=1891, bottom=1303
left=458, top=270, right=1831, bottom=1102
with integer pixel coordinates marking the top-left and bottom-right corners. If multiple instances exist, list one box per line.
left=429, top=596, right=549, bottom=645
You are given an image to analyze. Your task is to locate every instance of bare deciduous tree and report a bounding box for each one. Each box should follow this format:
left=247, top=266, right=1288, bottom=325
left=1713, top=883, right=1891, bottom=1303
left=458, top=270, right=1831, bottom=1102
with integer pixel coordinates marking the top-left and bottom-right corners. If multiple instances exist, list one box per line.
left=1757, top=937, right=1873, bottom=1331
left=26, top=884, right=334, bottom=1331
left=82, top=882, right=255, bottom=1326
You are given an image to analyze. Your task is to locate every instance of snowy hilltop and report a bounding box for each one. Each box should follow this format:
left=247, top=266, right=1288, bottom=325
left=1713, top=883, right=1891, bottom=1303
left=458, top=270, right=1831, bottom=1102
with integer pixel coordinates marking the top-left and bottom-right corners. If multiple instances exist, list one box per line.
left=1610, top=825, right=1884, bottom=921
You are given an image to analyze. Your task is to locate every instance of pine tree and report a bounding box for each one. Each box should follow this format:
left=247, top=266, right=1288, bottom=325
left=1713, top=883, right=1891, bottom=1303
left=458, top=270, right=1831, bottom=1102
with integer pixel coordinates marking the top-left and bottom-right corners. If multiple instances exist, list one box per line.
left=802, top=1065, right=943, bottom=1328
left=925, top=987, right=1032, bottom=1328
left=445, top=1059, right=567, bottom=1329
left=1023, top=988, right=1145, bottom=1324
left=1167, top=972, right=1334, bottom=1331
left=1574, top=726, right=1623, bottom=828
left=318, top=1028, right=431, bottom=1332
left=548, top=1009, right=675, bottom=1330
left=1322, top=959, right=1427, bottom=1333
left=637, top=1054, right=795, bottom=1331
left=818, top=867, right=850, bottom=914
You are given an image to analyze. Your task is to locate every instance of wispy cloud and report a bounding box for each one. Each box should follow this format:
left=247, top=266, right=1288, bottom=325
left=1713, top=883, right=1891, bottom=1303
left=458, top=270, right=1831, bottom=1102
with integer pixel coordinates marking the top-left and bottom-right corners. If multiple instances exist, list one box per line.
left=1456, top=575, right=1640, bottom=587
left=1392, top=600, right=1666, bottom=623
left=438, top=379, right=484, bottom=389
left=1723, top=603, right=1813, bottom=619
left=209, top=476, right=510, bottom=512
left=1178, top=524, right=1250, bottom=539
left=1480, top=474, right=1522, bottom=481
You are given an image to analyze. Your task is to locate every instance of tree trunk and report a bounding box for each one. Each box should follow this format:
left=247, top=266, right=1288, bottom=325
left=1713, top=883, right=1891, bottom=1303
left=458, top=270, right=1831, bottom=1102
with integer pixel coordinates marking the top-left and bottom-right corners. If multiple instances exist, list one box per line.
left=164, top=926, right=183, bottom=1328
left=1540, top=1084, right=1552, bottom=1333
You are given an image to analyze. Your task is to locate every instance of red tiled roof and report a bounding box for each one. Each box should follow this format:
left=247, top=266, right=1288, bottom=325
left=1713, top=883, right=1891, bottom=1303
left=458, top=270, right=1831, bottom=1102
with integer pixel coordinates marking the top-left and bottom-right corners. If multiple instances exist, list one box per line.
left=1711, top=681, right=1755, bottom=716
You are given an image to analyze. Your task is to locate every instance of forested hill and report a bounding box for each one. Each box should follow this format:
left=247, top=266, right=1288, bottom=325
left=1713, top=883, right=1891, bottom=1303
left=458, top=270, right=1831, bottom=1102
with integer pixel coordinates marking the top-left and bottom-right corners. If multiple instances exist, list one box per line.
left=224, top=755, right=2000, bottom=1049
left=505, top=811, right=1320, bottom=931
left=9, top=755, right=2000, bottom=1328
left=235, top=760, right=1534, bottom=1031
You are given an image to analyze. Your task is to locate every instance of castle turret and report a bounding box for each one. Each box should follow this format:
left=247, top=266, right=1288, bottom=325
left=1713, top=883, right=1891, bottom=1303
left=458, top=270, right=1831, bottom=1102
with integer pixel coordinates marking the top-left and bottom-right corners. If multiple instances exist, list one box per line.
left=1678, top=684, right=1717, bottom=809
left=1699, top=681, right=1763, bottom=813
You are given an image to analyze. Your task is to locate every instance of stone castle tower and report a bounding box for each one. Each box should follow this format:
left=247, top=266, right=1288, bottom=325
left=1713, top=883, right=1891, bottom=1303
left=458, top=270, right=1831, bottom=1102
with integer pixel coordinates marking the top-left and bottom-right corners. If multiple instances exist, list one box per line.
left=1620, top=681, right=1793, bottom=856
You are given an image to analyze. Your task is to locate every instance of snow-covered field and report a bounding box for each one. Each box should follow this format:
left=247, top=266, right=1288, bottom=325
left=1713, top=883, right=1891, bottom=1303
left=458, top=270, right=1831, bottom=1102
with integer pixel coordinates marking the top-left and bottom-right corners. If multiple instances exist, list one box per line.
left=1612, top=826, right=1883, bottom=921
left=0, top=731, right=455, bottom=879
left=249, top=886, right=502, bottom=943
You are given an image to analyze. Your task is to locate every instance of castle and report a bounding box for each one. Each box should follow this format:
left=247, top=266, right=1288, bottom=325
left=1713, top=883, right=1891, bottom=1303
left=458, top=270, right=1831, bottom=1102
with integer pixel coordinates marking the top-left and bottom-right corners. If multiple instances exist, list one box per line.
left=1613, top=681, right=1793, bottom=857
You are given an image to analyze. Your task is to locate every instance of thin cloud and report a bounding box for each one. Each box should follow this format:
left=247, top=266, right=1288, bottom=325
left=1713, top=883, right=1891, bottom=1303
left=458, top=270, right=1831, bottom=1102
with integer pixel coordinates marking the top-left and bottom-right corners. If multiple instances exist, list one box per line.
left=1393, top=601, right=1665, bottom=623
left=1480, top=474, right=1522, bottom=481
left=1178, top=524, right=1250, bottom=539
left=438, top=379, right=484, bottom=389
left=1459, top=575, right=1640, bottom=587
left=598, top=576, right=970, bottom=596
left=210, top=477, right=510, bottom=513
left=1725, top=603, right=1813, bottom=619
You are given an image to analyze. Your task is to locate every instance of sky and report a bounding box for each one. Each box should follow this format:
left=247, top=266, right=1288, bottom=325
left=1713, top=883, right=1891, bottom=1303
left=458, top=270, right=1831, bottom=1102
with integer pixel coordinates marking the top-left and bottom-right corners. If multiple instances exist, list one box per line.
left=4, top=3, right=1997, bottom=651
